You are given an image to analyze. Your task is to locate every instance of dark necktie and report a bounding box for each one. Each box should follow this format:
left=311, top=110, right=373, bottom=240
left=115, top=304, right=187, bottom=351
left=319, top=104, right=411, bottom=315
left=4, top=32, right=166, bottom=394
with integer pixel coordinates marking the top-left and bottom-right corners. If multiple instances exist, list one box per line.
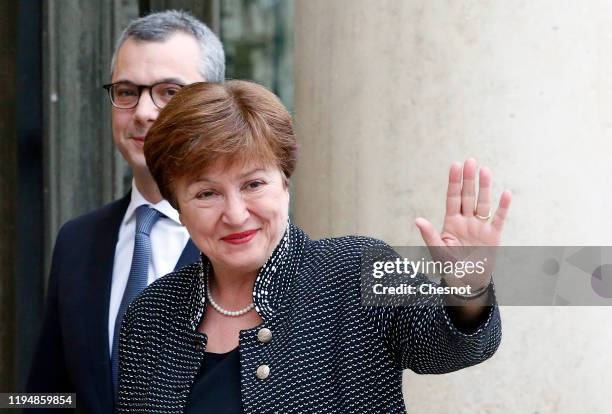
left=111, top=205, right=162, bottom=395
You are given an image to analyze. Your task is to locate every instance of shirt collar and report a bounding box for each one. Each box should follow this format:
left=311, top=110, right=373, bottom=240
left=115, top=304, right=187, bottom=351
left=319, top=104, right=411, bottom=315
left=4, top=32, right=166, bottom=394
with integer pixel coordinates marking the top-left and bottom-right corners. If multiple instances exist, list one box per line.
left=124, top=179, right=183, bottom=226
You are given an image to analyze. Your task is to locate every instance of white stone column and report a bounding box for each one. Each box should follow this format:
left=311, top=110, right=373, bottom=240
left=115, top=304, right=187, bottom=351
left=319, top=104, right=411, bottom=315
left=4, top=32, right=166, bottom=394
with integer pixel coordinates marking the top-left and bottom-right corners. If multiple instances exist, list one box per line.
left=293, top=1, right=612, bottom=412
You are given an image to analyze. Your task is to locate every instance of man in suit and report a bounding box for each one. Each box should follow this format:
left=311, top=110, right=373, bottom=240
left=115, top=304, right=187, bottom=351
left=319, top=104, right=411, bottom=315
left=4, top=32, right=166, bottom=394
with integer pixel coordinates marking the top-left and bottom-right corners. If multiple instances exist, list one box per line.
left=26, top=10, right=225, bottom=413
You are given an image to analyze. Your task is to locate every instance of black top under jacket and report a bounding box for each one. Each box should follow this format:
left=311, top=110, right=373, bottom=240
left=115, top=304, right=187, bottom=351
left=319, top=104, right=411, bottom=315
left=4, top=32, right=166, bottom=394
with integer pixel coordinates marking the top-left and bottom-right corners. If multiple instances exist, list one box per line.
left=184, top=348, right=242, bottom=414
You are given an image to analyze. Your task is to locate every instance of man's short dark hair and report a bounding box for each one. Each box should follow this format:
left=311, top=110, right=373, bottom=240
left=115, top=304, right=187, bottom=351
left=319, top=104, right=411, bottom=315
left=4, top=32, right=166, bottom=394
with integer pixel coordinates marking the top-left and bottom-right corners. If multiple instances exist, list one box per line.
left=110, top=9, right=225, bottom=82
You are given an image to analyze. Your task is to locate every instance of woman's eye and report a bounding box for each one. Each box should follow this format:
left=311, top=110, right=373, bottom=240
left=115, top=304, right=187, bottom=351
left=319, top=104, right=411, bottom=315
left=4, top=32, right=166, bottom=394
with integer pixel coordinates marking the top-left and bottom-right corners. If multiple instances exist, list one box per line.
left=246, top=181, right=265, bottom=190
left=196, top=190, right=216, bottom=199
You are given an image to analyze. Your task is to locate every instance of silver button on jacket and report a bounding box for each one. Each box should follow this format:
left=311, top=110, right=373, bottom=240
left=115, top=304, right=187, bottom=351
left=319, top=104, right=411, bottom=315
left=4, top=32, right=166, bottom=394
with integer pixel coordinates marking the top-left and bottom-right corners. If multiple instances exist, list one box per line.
left=256, top=364, right=270, bottom=379
left=117, top=223, right=502, bottom=414
left=257, top=328, right=273, bottom=343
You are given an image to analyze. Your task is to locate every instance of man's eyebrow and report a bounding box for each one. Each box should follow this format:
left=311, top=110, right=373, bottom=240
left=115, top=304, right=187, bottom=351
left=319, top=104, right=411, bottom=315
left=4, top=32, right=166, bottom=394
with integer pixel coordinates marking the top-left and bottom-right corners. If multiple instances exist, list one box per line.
left=111, top=78, right=187, bottom=85
left=155, top=77, right=188, bottom=85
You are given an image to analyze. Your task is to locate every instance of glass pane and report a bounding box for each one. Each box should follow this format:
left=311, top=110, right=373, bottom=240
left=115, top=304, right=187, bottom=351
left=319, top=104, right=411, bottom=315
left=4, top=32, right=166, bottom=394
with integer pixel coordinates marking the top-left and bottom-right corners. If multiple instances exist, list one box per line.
left=219, top=0, right=294, bottom=112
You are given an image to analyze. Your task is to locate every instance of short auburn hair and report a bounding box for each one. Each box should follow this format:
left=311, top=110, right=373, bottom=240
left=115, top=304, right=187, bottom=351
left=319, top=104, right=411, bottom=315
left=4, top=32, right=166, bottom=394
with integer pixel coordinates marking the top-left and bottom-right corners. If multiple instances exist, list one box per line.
left=144, top=80, right=298, bottom=209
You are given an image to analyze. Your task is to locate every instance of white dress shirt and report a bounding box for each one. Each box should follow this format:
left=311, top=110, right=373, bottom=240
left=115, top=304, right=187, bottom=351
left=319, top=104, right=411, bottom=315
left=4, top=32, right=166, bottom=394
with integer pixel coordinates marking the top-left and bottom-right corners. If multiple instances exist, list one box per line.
left=108, top=181, right=190, bottom=352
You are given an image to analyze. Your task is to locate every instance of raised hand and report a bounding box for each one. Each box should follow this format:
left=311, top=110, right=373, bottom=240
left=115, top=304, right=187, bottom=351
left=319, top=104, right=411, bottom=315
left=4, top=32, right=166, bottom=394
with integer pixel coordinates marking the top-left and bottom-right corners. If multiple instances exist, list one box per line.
left=414, top=159, right=511, bottom=297
left=414, top=158, right=511, bottom=249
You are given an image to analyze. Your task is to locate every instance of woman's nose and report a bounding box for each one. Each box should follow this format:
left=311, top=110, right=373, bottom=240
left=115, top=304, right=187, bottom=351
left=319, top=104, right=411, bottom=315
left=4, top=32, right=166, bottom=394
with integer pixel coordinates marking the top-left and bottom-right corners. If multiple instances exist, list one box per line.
left=221, top=192, right=249, bottom=226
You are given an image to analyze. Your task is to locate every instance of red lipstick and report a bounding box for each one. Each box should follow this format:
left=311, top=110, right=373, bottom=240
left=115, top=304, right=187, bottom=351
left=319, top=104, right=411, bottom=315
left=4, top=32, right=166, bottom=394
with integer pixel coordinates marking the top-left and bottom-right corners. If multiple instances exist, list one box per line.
left=221, top=229, right=258, bottom=245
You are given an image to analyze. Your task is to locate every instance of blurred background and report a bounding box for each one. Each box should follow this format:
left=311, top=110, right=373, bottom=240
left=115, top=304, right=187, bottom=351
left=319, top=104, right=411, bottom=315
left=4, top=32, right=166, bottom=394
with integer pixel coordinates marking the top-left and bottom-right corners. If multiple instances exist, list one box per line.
left=2, top=0, right=612, bottom=413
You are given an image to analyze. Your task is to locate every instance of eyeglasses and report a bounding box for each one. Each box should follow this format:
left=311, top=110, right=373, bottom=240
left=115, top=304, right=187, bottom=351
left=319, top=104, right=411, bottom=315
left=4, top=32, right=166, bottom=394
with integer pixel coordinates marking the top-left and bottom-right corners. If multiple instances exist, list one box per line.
left=102, top=81, right=184, bottom=109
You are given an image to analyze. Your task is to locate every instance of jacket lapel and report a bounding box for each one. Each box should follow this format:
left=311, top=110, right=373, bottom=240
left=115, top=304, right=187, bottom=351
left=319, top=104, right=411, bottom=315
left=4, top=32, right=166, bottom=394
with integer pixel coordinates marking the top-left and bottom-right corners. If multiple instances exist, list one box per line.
left=86, top=193, right=130, bottom=412
left=84, top=194, right=197, bottom=411
left=174, top=239, right=200, bottom=271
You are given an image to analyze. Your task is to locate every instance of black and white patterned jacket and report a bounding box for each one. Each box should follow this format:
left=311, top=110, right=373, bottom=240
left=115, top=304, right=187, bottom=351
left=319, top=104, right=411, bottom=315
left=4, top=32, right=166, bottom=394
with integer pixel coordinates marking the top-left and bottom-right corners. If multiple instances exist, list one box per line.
left=117, top=223, right=501, bottom=413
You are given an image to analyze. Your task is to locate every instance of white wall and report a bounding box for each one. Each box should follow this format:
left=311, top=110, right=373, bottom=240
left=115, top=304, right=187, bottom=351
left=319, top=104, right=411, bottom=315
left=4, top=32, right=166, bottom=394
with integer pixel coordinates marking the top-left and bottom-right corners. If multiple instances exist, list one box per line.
left=293, top=1, right=612, bottom=412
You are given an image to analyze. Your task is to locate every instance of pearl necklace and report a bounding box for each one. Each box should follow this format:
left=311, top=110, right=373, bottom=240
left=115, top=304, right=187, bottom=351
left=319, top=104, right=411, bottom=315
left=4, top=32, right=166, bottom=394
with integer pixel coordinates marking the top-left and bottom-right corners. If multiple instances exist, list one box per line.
left=205, top=275, right=255, bottom=317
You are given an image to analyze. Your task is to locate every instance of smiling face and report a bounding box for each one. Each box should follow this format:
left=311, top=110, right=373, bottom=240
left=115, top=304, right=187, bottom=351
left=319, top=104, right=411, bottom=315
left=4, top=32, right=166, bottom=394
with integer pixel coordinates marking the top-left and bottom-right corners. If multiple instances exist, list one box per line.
left=176, top=160, right=290, bottom=278
left=111, top=32, right=204, bottom=176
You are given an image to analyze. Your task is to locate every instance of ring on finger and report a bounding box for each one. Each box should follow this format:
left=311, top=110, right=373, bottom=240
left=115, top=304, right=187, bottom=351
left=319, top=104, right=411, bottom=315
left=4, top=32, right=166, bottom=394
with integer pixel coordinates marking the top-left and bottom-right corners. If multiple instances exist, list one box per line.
left=474, top=209, right=492, bottom=220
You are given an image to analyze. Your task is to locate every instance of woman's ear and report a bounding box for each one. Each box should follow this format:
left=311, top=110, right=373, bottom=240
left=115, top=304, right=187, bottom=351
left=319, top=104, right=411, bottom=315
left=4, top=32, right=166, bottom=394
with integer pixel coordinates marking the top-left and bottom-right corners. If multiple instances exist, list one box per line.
left=282, top=174, right=290, bottom=191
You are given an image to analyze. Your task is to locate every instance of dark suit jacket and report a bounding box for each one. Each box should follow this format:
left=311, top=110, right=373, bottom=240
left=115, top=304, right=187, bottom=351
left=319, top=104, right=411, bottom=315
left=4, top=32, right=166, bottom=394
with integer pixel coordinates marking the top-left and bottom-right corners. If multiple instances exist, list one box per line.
left=26, top=194, right=200, bottom=414
left=117, top=223, right=501, bottom=413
